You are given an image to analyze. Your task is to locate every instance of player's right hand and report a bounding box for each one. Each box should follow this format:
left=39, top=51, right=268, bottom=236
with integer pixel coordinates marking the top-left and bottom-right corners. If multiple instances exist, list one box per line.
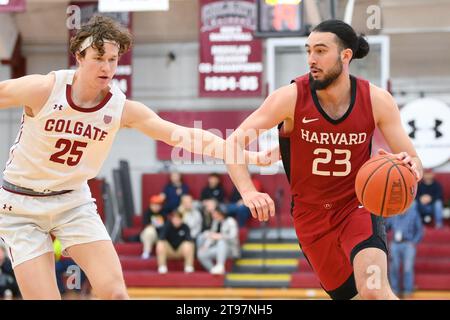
left=378, top=148, right=421, bottom=180
left=241, top=191, right=275, bottom=222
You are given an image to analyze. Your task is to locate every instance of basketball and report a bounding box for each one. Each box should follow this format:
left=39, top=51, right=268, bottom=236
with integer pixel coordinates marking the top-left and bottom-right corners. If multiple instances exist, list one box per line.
left=355, top=154, right=417, bottom=217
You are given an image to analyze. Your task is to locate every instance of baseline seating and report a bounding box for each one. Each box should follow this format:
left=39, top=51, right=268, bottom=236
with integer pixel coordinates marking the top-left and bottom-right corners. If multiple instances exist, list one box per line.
left=141, top=173, right=293, bottom=227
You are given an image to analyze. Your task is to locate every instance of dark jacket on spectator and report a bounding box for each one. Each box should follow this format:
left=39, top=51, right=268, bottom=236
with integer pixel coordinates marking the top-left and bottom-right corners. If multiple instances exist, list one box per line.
left=159, top=221, right=192, bottom=250
left=417, top=181, right=443, bottom=204
left=201, top=186, right=225, bottom=202
left=142, top=208, right=166, bottom=234
left=162, top=183, right=189, bottom=214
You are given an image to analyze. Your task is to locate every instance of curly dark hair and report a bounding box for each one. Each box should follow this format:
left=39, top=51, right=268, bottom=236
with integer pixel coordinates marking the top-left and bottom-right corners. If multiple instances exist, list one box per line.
left=69, top=15, right=132, bottom=57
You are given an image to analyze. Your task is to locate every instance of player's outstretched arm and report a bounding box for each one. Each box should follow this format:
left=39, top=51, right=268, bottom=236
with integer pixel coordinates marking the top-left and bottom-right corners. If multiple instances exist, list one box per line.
left=225, top=84, right=296, bottom=222
left=371, top=84, right=423, bottom=180
left=0, top=74, right=54, bottom=113
left=121, top=99, right=230, bottom=159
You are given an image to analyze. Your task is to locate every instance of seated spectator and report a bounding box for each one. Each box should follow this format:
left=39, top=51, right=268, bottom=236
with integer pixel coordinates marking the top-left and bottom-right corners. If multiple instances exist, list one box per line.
left=385, top=202, right=423, bottom=299
left=201, top=198, right=219, bottom=231
left=156, top=211, right=195, bottom=274
left=200, top=173, right=225, bottom=203
left=160, top=172, right=189, bottom=215
left=417, top=168, right=444, bottom=228
left=178, top=194, right=203, bottom=241
left=197, top=205, right=240, bottom=275
left=0, top=245, right=20, bottom=299
left=227, top=187, right=251, bottom=227
left=140, top=194, right=166, bottom=259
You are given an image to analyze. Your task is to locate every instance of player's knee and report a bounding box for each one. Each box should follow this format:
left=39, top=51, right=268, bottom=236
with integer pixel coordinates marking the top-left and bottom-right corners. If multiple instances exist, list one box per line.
left=358, top=286, right=389, bottom=300
left=92, top=273, right=128, bottom=300
left=108, top=286, right=129, bottom=300
left=101, top=279, right=128, bottom=300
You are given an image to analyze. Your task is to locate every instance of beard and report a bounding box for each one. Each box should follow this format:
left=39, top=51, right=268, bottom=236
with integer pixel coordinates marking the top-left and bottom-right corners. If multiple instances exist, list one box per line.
left=309, top=59, right=343, bottom=90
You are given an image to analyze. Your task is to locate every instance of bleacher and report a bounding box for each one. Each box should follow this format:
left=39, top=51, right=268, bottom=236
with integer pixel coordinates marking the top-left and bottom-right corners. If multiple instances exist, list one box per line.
left=99, top=171, right=450, bottom=291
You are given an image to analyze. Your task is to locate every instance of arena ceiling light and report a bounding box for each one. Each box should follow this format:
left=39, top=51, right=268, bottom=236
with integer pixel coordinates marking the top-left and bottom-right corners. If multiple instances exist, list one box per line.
left=99, top=0, right=169, bottom=12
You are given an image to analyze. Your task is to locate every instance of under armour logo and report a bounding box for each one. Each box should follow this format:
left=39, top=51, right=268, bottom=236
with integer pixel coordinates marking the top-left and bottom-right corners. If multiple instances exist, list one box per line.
left=407, top=120, right=416, bottom=138
left=408, top=119, right=442, bottom=139
left=2, top=204, right=12, bottom=211
left=53, top=104, right=63, bottom=111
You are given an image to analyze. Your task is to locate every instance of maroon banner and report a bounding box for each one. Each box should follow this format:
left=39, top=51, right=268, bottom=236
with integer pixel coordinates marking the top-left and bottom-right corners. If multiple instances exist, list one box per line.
left=0, top=0, right=26, bottom=12
left=199, top=0, right=263, bottom=97
left=68, top=1, right=133, bottom=98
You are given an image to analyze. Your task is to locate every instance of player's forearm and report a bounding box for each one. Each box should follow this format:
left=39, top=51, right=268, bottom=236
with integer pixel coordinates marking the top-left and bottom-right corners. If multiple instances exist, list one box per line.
left=227, top=163, right=257, bottom=193
left=225, top=136, right=257, bottom=194
left=175, top=127, right=226, bottom=159
left=180, top=128, right=254, bottom=162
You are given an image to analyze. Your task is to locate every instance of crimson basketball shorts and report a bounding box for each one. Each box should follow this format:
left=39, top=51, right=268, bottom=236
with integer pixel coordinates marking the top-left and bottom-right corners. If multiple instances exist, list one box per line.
left=292, top=199, right=388, bottom=300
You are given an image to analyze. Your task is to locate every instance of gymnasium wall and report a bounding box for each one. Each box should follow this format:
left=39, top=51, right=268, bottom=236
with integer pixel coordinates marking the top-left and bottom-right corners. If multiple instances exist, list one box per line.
left=0, top=42, right=265, bottom=211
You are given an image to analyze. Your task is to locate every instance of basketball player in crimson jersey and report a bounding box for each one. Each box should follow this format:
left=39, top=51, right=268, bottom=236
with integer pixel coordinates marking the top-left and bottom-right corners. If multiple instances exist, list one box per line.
left=0, top=16, right=240, bottom=300
left=228, top=20, right=423, bottom=299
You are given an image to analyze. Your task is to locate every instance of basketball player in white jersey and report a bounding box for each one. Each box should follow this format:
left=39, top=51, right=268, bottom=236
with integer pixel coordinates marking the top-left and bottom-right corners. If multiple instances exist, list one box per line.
left=0, top=16, right=242, bottom=299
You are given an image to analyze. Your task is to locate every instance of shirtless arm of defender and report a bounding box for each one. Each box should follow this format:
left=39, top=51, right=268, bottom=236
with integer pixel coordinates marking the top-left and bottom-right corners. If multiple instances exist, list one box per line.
left=371, top=84, right=423, bottom=180
left=225, top=84, right=297, bottom=221
left=121, top=99, right=260, bottom=161
left=0, top=74, right=54, bottom=116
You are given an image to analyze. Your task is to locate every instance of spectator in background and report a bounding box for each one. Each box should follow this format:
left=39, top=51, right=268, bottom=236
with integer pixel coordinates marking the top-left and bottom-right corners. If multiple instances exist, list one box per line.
left=417, top=169, right=444, bottom=229
left=160, top=172, right=189, bottom=215
left=178, top=194, right=203, bottom=241
left=156, top=211, right=195, bottom=274
left=227, top=176, right=263, bottom=227
left=0, top=245, right=20, bottom=299
left=386, top=202, right=423, bottom=299
left=200, top=173, right=225, bottom=203
left=201, top=198, right=219, bottom=231
left=228, top=187, right=251, bottom=227
left=140, top=194, right=166, bottom=259
left=197, top=205, right=240, bottom=275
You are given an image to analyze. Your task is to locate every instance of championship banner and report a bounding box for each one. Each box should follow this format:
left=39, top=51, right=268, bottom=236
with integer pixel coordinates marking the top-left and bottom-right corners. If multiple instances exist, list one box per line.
left=0, top=0, right=26, bottom=12
left=199, top=0, right=263, bottom=97
left=68, top=1, right=133, bottom=98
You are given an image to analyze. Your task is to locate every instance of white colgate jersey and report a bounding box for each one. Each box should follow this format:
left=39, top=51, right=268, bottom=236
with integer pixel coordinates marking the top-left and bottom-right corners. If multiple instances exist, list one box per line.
left=3, top=69, right=125, bottom=192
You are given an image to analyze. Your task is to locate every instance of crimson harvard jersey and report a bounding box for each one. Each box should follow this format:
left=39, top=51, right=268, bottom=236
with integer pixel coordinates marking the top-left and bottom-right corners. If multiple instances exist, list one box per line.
left=279, top=74, right=375, bottom=211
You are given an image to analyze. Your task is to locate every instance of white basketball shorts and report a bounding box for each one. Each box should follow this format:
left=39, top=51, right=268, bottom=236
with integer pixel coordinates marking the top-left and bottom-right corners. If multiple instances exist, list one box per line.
left=0, top=183, right=111, bottom=268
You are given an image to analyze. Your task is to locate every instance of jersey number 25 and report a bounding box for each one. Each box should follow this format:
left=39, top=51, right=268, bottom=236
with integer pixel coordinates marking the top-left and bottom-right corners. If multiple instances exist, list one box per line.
left=49, top=139, right=87, bottom=166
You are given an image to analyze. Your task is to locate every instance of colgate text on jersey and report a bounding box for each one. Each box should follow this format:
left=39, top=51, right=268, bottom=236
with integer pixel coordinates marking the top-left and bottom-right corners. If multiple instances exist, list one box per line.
left=44, top=119, right=108, bottom=141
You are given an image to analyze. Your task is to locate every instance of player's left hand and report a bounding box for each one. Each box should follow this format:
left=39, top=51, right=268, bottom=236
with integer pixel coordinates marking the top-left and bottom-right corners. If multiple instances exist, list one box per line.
left=378, top=148, right=422, bottom=181
left=241, top=190, right=276, bottom=222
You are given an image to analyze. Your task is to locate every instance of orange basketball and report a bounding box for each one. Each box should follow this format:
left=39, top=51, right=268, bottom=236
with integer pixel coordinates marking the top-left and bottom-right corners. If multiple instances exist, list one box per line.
left=355, top=154, right=417, bottom=217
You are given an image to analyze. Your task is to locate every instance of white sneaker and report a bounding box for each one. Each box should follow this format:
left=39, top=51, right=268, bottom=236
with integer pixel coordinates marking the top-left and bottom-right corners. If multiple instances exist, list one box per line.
left=158, top=265, right=168, bottom=274
left=210, top=264, right=225, bottom=275
left=184, top=266, right=194, bottom=273
left=141, top=252, right=150, bottom=259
